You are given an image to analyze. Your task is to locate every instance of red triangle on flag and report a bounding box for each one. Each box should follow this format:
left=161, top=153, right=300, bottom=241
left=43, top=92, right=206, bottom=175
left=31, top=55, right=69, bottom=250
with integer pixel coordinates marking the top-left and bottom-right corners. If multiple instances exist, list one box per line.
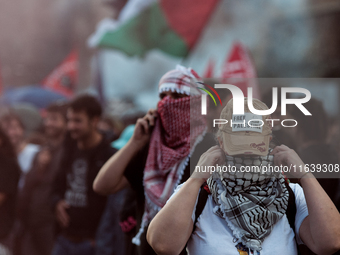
left=203, top=59, right=215, bottom=78
left=41, top=50, right=78, bottom=98
left=161, top=0, right=220, bottom=51
left=222, top=42, right=260, bottom=99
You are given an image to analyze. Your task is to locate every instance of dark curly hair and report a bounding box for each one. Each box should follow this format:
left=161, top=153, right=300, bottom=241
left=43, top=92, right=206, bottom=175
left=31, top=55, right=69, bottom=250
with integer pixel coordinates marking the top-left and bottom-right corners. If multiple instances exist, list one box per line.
left=68, top=94, right=102, bottom=119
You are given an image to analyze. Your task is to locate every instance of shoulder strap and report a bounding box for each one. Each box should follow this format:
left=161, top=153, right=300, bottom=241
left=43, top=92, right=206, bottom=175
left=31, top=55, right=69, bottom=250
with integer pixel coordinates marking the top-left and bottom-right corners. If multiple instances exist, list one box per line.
left=180, top=183, right=209, bottom=255
left=193, top=183, right=210, bottom=233
left=285, top=182, right=305, bottom=255
left=285, top=181, right=297, bottom=232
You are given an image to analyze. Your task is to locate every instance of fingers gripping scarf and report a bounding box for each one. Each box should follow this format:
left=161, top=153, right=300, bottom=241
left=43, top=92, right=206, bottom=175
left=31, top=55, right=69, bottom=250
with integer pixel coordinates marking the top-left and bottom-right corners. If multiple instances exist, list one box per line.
left=132, top=66, right=206, bottom=245
left=207, top=152, right=289, bottom=252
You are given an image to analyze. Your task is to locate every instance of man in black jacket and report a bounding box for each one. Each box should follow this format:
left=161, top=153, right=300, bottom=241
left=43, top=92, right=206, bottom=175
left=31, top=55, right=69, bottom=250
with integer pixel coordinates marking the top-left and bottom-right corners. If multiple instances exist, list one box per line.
left=51, top=95, right=117, bottom=255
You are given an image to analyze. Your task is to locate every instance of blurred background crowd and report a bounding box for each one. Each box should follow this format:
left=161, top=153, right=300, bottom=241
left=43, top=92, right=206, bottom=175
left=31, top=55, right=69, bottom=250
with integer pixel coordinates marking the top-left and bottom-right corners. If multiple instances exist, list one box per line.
left=1, top=0, right=340, bottom=255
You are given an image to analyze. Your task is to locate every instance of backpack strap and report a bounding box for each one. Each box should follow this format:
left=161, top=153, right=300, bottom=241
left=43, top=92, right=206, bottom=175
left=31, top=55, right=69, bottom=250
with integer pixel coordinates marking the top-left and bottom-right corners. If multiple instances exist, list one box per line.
left=285, top=181, right=304, bottom=255
left=192, top=182, right=210, bottom=233
left=179, top=183, right=209, bottom=255
left=285, top=181, right=297, bottom=232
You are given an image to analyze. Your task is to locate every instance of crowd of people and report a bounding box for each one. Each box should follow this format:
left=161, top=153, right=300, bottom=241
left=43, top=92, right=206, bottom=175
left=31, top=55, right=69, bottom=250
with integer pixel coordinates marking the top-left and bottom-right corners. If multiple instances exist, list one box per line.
left=0, top=65, right=340, bottom=255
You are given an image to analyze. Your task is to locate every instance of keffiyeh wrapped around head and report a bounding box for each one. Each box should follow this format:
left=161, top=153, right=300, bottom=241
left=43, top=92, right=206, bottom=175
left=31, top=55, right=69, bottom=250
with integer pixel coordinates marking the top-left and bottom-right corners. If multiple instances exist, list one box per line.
left=132, top=65, right=207, bottom=245
left=158, top=64, right=203, bottom=96
left=207, top=151, right=289, bottom=251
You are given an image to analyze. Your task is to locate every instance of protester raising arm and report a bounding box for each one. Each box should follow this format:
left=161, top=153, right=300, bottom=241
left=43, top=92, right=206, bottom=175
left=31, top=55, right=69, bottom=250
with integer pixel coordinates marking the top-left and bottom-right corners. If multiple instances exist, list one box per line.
left=147, top=146, right=225, bottom=255
left=271, top=145, right=340, bottom=255
left=93, top=109, right=157, bottom=195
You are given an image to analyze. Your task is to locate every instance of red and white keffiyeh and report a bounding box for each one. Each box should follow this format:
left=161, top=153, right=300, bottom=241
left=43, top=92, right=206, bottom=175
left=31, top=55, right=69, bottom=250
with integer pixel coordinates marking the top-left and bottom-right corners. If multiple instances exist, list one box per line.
left=158, top=64, right=203, bottom=96
left=132, top=65, right=207, bottom=245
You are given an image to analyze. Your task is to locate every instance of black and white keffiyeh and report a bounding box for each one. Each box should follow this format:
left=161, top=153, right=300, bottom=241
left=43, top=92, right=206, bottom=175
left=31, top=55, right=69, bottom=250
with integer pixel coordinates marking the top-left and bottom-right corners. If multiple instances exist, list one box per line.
left=207, top=150, right=289, bottom=251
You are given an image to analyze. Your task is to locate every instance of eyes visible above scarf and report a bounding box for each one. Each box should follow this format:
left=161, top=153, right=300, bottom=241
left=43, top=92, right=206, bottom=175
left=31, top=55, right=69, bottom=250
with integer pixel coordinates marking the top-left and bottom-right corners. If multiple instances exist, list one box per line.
left=159, top=91, right=189, bottom=100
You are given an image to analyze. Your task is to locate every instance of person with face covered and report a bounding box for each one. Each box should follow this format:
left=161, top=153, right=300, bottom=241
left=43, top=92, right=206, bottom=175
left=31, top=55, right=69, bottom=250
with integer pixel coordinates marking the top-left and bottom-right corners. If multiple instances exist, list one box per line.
left=93, top=65, right=216, bottom=255
left=147, top=98, right=340, bottom=255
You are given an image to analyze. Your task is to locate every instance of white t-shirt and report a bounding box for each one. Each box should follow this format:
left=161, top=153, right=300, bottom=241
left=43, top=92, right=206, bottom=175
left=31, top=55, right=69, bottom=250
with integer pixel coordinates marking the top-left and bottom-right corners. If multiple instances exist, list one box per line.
left=168, top=183, right=309, bottom=255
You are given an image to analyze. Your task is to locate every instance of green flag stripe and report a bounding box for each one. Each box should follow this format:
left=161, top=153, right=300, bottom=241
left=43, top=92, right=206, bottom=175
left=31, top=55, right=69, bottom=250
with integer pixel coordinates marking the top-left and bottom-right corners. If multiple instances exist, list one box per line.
left=99, top=3, right=188, bottom=57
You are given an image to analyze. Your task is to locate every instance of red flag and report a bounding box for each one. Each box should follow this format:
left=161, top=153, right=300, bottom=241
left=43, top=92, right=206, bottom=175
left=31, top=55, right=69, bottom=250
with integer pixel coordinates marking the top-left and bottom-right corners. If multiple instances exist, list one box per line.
left=203, top=59, right=215, bottom=78
left=41, top=50, right=78, bottom=98
left=222, top=42, right=260, bottom=99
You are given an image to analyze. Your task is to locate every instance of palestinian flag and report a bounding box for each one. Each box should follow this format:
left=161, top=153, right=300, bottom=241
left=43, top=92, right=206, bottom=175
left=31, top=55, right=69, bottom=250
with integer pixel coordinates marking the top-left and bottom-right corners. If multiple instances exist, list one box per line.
left=93, top=0, right=219, bottom=57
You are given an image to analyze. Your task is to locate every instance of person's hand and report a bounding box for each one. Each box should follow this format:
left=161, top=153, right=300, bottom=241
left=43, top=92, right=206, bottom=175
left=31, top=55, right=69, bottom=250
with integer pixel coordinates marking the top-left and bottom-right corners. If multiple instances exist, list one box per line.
left=191, top=146, right=225, bottom=184
left=131, top=109, right=158, bottom=148
left=55, top=200, right=70, bottom=228
left=271, top=145, right=307, bottom=178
